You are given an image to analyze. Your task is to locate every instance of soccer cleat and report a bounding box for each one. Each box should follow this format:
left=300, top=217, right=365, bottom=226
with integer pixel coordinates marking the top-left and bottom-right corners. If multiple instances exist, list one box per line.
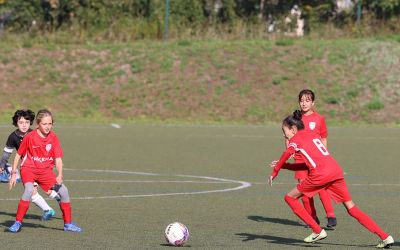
left=42, top=209, right=56, bottom=221
left=64, top=223, right=83, bottom=233
left=8, top=221, right=22, bottom=233
left=326, top=217, right=337, bottom=229
left=376, top=235, right=394, bottom=249
left=0, top=171, right=10, bottom=183
left=304, top=229, right=327, bottom=243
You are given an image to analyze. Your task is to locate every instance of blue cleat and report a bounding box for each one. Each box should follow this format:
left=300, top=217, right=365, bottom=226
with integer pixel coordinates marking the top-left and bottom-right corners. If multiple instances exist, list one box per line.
left=42, top=209, right=56, bottom=221
left=0, top=171, right=10, bottom=183
left=8, top=221, right=22, bottom=233
left=64, top=223, right=82, bottom=233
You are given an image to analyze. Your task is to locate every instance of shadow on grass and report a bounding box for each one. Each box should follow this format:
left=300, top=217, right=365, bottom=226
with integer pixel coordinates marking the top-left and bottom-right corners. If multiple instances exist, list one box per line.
left=243, top=215, right=385, bottom=248
left=1, top=220, right=62, bottom=232
left=0, top=210, right=42, bottom=220
left=237, top=231, right=390, bottom=248
left=0, top=210, right=61, bottom=221
left=236, top=233, right=318, bottom=247
left=159, top=243, right=191, bottom=247
left=247, top=215, right=304, bottom=227
left=236, top=233, right=380, bottom=248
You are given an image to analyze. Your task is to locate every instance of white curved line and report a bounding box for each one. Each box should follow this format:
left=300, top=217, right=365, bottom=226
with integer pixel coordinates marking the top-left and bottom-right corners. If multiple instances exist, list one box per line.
left=64, top=180, right=231, bottom=184
left=1, top=169, right=252, bottom=201
left=69, top=172, right=251, bottom=200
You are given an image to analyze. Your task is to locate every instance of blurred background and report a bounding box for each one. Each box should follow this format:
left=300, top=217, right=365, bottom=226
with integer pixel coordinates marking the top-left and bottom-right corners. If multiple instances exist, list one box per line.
left=0, top=0, right=399, bottom=125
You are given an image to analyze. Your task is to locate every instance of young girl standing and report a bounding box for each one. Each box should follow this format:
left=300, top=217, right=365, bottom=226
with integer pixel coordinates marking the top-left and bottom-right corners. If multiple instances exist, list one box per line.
left=0, top=109, right=57, bottom=221
left=289, top=89, right=337, bottom=229
left=268, top=110, right=394, bottom=248
left=8, top=109, right=82, bottom=233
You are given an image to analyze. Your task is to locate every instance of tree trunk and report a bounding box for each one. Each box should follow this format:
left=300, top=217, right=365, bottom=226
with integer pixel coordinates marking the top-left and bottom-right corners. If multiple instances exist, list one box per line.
left=258, top=0, right=265, bottom=19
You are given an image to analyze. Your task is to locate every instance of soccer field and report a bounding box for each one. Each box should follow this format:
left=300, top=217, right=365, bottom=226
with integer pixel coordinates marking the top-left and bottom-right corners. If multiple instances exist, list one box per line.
left=0, top=124, right=398, bottom=249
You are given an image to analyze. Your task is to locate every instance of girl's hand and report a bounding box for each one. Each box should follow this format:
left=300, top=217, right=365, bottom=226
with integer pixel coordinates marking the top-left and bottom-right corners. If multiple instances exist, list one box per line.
left=9, top=174, right=17, bottom=190
left=56, top=175, right=63, bottom=185
left=267, top=175, right=274, bottom=187
left=270, top=160, right=278, bottom=168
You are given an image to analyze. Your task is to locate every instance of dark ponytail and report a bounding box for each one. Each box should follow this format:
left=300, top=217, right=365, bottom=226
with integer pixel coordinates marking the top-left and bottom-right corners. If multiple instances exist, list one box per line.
left=282, top=110, right=305, bottom=130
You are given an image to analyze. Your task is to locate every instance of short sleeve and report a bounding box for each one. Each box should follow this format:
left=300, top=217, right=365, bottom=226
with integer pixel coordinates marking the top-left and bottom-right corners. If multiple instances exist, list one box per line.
left=52, top=134, right=64, bottom=158
left=17, top=134, right=29, bottom=156
left=319, top=116, right=328, bottom=138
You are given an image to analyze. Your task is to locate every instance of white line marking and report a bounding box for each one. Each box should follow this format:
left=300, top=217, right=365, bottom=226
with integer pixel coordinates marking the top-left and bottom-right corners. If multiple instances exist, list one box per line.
left=75, top=169, right=160, bottom=176
left=0, top=169, right=252, bottom=201
left=66, top=180, right=230, bottom=184
left=72, top=174, right=252, bottom=200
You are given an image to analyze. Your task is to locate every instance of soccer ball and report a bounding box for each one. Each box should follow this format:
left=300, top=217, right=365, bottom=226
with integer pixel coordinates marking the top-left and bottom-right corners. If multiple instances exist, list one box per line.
left=164, top=222, right=189, bottom=246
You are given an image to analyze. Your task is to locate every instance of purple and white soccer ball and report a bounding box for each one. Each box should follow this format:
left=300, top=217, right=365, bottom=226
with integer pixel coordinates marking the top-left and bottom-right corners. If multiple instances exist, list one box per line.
left=165, top=222, right=189, bottom=246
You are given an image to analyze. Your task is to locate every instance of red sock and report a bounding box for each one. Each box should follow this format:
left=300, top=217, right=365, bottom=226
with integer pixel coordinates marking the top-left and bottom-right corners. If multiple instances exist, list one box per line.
left=60, top=202, right=72, bottom=224
left=347, top=206, right=389, bottom=240
left=319, top=189, right=335, bottom=218
left=301, top=196, right=317, bottom=219
left=16, top=199, right=30, bottom=222
left=285, top=195, right=322, bottom=233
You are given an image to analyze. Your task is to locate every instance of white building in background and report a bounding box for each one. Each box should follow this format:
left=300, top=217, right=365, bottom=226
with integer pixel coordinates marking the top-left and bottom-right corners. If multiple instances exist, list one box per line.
left=336, top=0, right=354, bottom=12
left=291, top=5, right=304, bottom=37
left=283, top=5, right=304, bottom=37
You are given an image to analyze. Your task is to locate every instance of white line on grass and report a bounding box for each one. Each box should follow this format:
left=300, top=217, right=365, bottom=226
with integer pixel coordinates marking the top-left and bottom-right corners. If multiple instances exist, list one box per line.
left=66, top=180, right=230, bottom=184
left=67, top=169, right=252, bottom=200
left=0, top=169, right=252, bottom=201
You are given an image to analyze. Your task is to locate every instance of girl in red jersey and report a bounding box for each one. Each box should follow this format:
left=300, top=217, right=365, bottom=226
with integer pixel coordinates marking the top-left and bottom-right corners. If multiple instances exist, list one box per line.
left=268, top=110, right=393, bottom=248
left=0, top=109, right=58, bottom=220
left=8, top=109, right=82, bottom=233
left=289, top=89, right=337, bottom=229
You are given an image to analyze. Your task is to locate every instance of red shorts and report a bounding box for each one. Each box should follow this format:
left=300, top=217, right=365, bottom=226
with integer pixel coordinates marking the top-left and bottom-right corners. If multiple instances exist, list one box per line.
left=297, top=178, right=352, bottom=203
left=20, top=167, right=57, bottom=192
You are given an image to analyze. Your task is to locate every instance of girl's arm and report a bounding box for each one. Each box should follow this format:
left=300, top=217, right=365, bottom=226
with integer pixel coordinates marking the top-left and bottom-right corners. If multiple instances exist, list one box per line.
left=282, top=162, right=308, bottom=171
left=55, top=157, right=63, bottom=184
left=269, top=146, right=296, bottom=179
left=320, top=116, right=328, bottom=148
left=0, top=148, right=12, bottom=170
left=9, top=153, right=21, bottom=190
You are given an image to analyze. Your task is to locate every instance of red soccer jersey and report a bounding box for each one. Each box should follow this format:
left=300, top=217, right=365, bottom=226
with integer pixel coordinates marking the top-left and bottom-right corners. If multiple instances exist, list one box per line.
left=18, top=129, right=63, bottom=170
left=302, top=112, right=328, bottom=138
left=273, top=130, right=343, bottom=184
left=294, top=112, right=328, bottom=163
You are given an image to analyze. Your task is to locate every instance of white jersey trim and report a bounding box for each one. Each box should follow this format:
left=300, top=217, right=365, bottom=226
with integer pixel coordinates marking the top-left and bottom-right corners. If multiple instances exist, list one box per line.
left=20, top=154, right=27, bottom=166
left=298, top=148, right=317, bottom=168
left=4, top=147, right=13, bottom=153
left=288, top=142, right=317, bottom=168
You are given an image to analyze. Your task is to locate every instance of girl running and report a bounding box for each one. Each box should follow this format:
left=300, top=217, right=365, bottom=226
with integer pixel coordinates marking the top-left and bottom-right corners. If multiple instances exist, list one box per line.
left=8, top=109, right=82, bottom=233
left=0, top=109, right=57, bottom=220
left=268, top=110, right=394, bottom=248
left=288, top=89, right=337, bottom=229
